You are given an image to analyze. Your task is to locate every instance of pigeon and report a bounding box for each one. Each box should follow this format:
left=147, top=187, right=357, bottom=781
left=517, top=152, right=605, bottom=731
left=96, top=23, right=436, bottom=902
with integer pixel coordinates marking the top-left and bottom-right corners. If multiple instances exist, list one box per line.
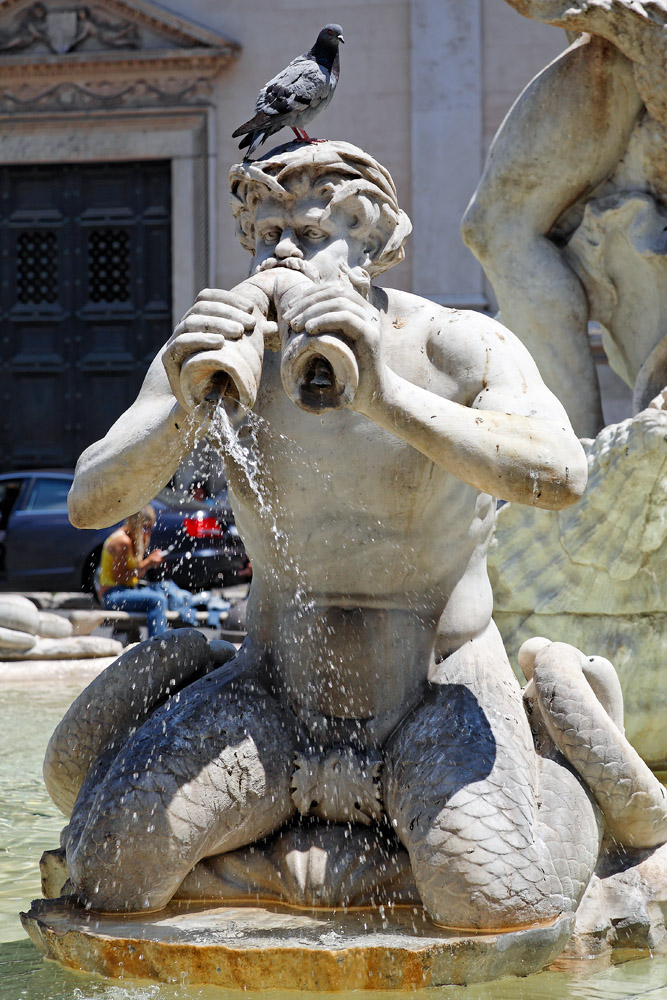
left=232, top=24, right=344, bottom=161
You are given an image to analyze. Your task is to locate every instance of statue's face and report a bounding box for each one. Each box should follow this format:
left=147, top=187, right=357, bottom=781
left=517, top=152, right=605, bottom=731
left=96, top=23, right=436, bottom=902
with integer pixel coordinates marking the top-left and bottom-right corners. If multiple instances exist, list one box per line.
left=251, top=192, right=368, bottom=283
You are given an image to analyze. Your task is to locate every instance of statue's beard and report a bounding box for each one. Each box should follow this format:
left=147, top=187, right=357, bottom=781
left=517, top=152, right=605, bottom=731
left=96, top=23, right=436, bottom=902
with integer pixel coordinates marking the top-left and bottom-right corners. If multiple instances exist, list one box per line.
left=253, top=256, right=321, bottom=283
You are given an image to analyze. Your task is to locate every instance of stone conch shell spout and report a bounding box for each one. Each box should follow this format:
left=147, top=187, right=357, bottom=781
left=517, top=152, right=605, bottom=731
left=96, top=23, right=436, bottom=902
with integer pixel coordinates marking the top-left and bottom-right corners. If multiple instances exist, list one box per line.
left=179, top=265, right=360, bottom=413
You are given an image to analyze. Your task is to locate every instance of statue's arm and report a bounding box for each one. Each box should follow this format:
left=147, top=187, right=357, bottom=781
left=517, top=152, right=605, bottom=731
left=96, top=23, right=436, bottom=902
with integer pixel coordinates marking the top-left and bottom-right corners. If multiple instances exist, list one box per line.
left=282, top=286, right=587, bottom=509
left=68, top=350, right=205, bottom=529
left=361, top=317, right=588, bottom=511
left=69, top=282, right=270, bottom=529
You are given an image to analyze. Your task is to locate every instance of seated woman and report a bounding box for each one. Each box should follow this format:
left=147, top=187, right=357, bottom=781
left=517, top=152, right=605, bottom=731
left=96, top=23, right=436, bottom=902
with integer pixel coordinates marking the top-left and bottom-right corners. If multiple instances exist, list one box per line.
left=98, top=506, right=197, bottom=637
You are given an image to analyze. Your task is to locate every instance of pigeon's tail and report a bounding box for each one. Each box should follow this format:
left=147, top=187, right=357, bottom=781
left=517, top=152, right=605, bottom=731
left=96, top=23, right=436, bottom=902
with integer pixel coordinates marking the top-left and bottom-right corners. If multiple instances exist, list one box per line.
left=232, top=109, right=274, bottom=139
left=240, top=130, right=270, bottom=161
left=233, top=111, right=276, bottom=160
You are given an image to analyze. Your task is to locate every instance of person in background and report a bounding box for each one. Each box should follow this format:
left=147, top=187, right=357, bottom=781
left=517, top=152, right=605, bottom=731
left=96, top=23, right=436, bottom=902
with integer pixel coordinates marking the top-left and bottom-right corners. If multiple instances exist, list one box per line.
left=98, top=506, right=198, bottom=637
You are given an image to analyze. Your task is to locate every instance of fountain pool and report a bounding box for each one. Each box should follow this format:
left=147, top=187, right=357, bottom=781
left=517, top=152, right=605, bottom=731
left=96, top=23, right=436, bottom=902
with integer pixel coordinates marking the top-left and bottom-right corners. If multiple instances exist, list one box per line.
left=2, top=680, right=667, bottom=999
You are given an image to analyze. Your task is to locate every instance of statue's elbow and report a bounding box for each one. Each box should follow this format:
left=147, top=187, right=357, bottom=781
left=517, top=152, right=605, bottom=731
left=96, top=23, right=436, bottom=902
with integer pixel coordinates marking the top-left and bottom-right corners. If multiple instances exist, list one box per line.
left=68, top=489, right=88, bottom=529
left=549, top=451, right=588, bottom=510
left=67, top=480, right=101, bottom=529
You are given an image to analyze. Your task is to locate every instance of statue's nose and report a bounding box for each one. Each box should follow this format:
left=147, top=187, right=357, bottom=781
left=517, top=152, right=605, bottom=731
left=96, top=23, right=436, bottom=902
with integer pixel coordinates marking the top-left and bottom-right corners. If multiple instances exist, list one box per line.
left=275, top=230, right=303, bottom=260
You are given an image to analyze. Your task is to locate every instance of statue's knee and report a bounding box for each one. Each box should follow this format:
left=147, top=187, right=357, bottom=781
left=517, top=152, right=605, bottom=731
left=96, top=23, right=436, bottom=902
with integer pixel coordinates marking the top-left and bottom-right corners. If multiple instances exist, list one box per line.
left=67, top=810, right=180, bottom=912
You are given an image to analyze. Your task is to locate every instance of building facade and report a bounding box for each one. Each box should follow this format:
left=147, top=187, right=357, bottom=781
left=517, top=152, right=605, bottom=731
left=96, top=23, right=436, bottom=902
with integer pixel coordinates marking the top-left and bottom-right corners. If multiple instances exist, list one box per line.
left=0, top=0, right=611, bottom=470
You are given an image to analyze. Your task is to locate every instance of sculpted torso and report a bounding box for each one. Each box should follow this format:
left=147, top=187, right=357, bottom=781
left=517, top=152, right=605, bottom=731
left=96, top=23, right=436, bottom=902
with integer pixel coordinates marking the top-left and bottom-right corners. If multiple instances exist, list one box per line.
left=232, top=290, right=501, bottom=726
left=53, top=143, right=667, bottom=932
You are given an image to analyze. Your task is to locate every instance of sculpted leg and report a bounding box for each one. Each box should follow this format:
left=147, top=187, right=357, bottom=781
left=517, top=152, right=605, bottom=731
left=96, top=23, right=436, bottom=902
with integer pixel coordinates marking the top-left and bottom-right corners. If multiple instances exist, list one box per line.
left=384, top=624, right=600, bottom=930
left=44, top=630, right=213, bottom=816
left=462, top=36, right=642, bottom=437
left=67, top=665, right=301, bottom=912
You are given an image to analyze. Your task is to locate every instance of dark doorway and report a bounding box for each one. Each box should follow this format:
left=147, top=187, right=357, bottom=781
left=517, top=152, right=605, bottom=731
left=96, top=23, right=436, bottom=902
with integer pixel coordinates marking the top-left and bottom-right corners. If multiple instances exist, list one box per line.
left=0, top=160, right=172, bottom=470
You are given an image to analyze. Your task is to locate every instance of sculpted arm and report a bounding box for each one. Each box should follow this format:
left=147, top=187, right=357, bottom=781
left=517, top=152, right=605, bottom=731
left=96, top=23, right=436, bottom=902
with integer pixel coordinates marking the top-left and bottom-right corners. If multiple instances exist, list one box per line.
left=68, top=283, right=269, bottom=529
left=284, top=287, right=587, bottom=509
left=503, top=0, right=666, bottom=51
left=367, top=327, right=587, bottom=509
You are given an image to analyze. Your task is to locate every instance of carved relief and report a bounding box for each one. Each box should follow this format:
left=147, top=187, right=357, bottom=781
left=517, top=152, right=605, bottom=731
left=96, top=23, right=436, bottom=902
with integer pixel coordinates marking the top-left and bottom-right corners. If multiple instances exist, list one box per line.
left=0, top=3, right=140, bottom=55
left=0, top=76, right=213, bottom=111
left=0, top=0, right=239, bottom=116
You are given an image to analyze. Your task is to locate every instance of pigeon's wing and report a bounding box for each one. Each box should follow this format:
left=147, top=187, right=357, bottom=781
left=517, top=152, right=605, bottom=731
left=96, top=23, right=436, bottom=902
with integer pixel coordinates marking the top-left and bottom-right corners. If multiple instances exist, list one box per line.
left=258, top=56, right=330, bottom=114
left=232, top=56, right=329, bottom=137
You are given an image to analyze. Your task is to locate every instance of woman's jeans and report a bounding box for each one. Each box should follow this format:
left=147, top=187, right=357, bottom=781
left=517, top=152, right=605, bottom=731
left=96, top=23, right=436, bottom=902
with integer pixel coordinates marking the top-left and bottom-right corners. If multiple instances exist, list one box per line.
left=101, top=580, right=198, bottom=638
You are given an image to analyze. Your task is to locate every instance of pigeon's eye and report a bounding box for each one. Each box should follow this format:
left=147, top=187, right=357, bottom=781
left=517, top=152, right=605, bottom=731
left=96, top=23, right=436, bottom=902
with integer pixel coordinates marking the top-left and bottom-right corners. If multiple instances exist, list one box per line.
left=327, top=29, right=333, bottom=34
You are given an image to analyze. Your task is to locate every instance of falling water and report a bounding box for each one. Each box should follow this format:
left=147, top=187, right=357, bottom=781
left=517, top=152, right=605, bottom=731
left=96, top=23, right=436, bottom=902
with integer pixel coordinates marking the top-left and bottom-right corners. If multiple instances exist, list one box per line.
left=205, top=399, right=322, bottom=613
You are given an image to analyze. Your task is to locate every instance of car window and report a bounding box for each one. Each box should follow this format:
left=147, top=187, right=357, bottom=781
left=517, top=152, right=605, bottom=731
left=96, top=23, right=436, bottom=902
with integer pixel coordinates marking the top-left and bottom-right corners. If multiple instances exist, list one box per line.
left=0, top=481, right=23, bottom=529
left=24, top=477, right=72, bottom=512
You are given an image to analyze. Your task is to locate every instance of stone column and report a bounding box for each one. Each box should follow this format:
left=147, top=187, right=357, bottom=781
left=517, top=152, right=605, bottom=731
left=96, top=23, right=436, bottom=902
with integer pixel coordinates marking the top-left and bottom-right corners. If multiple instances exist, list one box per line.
left=410, top=0, right=486, bottom=308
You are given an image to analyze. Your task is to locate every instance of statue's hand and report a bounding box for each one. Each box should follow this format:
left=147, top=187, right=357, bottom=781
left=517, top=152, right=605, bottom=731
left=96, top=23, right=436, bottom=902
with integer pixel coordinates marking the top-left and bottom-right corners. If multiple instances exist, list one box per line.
left=163, top=289, right=259, bottom=411
left=282, top=279, right=384, bottom=414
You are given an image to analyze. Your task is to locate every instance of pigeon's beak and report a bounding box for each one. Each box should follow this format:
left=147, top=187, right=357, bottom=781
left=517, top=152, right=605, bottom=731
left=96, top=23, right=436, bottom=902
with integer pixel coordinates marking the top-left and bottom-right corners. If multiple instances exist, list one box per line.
left=338, top=34, right=345, bottom=43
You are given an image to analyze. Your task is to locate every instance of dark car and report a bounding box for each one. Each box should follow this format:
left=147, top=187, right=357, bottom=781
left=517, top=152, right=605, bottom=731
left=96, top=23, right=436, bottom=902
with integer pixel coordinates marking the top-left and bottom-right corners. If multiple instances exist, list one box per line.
left=149, top=483, right=248, bottom=590
left=0, top=470, right=247, bottom=593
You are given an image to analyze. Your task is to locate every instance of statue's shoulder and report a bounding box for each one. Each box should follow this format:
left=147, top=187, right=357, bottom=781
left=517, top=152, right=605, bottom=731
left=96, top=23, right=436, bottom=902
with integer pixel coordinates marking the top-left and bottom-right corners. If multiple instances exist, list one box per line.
left=379, top=287, right=467, bottom=337
left=381, top=288, right=521, bottom=365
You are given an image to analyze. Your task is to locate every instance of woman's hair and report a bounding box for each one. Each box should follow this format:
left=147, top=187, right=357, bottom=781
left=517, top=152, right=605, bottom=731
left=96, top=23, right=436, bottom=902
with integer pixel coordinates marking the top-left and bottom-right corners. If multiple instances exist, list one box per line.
left=125, top=505, right=156, bottom=561
left=229, top=140, right=412, bottom=277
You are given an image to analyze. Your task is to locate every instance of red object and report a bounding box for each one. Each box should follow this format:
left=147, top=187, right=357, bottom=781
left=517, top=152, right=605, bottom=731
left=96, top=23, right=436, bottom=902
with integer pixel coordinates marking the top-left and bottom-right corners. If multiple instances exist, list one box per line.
left=183, top=516, right=222, bottom=538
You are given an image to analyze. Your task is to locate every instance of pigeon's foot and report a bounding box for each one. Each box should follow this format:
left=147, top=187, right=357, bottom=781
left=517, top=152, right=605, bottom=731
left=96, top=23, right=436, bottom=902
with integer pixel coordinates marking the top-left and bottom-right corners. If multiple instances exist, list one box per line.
left=291, top=127, right=327, bottom=144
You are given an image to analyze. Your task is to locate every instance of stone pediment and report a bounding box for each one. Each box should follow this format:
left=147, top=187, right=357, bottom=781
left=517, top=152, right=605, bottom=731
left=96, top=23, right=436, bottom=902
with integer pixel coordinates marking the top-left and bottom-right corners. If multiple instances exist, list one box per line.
left=0, top=0, right=240, bottom=73
left=0, top=0, right=241, bottom=112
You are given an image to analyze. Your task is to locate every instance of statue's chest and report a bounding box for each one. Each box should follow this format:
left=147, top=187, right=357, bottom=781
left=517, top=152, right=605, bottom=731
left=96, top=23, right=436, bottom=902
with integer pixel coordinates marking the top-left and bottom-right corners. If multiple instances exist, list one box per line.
left=240, top=353, right=442, bottom=518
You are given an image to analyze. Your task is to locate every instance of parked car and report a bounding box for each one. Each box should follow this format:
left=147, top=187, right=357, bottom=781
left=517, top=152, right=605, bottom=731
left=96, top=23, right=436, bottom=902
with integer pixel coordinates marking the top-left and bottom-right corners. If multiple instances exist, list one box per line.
left=149, top=482, right=248, bottom=590
left=0, top=470, right=247, bottom=593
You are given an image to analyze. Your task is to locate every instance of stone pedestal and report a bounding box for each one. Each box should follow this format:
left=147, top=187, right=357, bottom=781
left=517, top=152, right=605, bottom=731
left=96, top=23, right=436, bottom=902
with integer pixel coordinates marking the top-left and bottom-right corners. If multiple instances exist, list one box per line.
left=24, top=840, right=667, bottom=989
left=21, top=898, right=574, bottom=990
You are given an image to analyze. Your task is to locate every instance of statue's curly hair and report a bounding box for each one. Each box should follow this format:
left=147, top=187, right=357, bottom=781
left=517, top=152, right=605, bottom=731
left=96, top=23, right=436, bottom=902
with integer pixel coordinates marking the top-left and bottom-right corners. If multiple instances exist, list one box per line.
left=229, top=140, right=412, bottom=277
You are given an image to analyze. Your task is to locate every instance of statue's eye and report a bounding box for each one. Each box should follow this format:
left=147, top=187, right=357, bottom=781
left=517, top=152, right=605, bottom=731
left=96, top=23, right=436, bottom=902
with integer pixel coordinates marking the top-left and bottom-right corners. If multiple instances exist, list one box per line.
left=261, top=229, right=281, bottom=244
left=302, top=227, right=326, bottom=241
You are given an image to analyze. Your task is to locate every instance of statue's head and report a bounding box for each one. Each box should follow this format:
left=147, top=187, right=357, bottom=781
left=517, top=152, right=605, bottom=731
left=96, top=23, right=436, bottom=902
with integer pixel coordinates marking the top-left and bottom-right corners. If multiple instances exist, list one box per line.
left=229, top=140, right=412, bottom=283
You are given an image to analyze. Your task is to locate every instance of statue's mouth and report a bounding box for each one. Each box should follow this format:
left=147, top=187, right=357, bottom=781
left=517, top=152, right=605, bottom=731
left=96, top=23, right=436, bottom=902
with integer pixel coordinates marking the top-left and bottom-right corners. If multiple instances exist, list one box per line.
left=254, top=257, right=319, bottom=282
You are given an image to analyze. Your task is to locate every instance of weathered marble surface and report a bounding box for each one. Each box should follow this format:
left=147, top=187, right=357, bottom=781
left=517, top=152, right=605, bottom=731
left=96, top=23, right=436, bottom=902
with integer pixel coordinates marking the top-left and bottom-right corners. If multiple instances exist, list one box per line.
left=25, top=836, right=667, bottom=987
left=566, top=191, right=667, bottom=412
left=463, top=0, right=667, bottom=438
left=21, top=898, right=576, bottom=990
left=489, top=406, right=667, bottom=765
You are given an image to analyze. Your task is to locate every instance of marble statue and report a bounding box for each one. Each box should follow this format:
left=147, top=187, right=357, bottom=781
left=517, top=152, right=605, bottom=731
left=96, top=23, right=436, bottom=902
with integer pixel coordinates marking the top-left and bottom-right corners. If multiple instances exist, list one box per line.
left=37, top=142, right=667, bottom=973
left=463, top=1, right=667, bottom=771
left=462, top=0, right=667, bottom=438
